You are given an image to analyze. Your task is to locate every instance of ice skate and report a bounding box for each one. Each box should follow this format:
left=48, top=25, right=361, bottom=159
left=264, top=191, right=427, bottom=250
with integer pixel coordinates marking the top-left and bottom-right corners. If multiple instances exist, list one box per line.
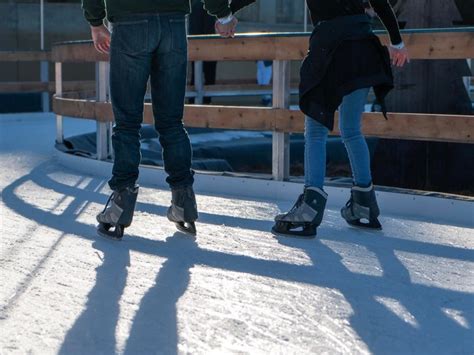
left=167, top=185, right=198, bottom=235
left=272, top=187, right=328, bottom=238
left=96, top=185, right=139, bottom=240
left=341, top=184, right=382, bottom=230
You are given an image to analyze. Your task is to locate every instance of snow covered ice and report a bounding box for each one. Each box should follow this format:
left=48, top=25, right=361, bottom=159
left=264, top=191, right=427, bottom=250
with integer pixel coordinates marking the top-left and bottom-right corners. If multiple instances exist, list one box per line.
left=1, top=113, right=473, bottom=354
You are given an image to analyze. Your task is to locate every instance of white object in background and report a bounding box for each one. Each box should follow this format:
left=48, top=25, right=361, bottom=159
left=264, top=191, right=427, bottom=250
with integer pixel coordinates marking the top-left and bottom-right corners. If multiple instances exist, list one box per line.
left=257, top=61, right=273, bottom=86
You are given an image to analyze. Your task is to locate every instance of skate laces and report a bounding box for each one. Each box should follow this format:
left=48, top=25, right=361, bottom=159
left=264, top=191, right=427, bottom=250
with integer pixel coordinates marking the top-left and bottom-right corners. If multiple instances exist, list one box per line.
left=288, top=194, right=304, bottom=214
left=345, top=196, right=355, bottom=214
left=101, top=192, right=116, bottom=213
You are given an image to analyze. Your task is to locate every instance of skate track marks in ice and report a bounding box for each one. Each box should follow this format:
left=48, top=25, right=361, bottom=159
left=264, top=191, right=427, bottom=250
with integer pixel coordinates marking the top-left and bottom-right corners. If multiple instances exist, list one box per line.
left=1, top=113, right=473, bottom=354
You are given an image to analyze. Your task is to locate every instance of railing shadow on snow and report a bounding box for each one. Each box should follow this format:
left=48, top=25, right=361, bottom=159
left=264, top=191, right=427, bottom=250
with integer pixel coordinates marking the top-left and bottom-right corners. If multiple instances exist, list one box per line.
left=1, top=161, right=473, bottom=353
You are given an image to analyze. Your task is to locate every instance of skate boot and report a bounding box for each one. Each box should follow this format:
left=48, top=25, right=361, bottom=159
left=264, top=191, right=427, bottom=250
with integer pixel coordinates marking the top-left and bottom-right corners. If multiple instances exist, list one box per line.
left=167, top=185, right=198, bottom=235
left=341, top=184, right=382, bottom=230
left=96, top=185, right=139, bottom=240
left=272, top=187, right=328, bottom=238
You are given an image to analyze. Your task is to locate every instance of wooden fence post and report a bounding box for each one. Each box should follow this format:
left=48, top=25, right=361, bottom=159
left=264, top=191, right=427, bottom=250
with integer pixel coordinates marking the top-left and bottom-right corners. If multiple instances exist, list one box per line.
left=272, top=60, right=291, bottom=181
left=55, top=62, right=63, bottom=144
left=96, top=61, right=110, bottom=160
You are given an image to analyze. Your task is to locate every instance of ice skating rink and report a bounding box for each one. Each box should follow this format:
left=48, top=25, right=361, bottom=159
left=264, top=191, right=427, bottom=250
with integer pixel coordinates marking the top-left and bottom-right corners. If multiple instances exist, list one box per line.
left=1, top=113, right=473, bottom=354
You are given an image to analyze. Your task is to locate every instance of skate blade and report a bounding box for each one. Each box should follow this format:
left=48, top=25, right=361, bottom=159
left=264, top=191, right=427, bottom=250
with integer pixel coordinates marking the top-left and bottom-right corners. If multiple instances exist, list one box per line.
left=346, top=218, right=382, bottom=231
left=271, top=224, right=316, bottom=239
left=97, top=224, right=124, bottom=241
left=175, top=222, right=197, bottom=236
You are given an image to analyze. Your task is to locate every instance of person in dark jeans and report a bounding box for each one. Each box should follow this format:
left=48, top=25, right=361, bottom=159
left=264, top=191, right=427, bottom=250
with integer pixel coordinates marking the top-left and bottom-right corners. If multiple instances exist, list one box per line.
left=82, top=0, right=240, bottom=239
left=189, top=0, right=217, bottom=104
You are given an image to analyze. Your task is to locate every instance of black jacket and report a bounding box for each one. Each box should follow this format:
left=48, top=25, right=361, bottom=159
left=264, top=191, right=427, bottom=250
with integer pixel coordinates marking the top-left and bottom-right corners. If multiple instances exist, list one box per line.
left=299, top=14, right=394, bottom=130
left=230, top=0, right=256, bottom=13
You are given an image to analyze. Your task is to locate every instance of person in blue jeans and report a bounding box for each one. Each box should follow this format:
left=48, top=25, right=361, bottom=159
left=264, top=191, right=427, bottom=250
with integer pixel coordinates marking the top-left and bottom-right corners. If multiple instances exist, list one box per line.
left=273, top=0, right=409, bottom=238
left=84, top=0, right=244, bottom=239
left=304, top=88, right=372, bottom=191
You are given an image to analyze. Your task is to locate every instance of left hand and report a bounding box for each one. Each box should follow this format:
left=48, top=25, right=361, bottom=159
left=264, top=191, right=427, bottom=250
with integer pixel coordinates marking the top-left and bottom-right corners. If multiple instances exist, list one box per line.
left=215, top=17, right=238, bottom=38
left=389, top=46, right=410, bottom=67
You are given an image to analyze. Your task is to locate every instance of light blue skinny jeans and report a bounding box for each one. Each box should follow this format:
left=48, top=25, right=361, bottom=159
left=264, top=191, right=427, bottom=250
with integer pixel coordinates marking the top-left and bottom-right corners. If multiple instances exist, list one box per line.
left=304, top=87, right=372, bottom=189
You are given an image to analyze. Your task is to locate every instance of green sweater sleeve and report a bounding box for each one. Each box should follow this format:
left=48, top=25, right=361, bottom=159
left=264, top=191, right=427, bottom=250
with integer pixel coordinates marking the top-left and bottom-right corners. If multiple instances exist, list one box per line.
left=82, top=0, right=106, bottom=26
left=201, top=0, right=232, bottom=18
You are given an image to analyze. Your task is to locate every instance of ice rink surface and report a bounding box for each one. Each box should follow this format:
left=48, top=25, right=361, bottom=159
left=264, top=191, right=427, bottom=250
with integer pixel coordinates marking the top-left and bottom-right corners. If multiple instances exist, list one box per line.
left=1, top=113, right=473, bottom=354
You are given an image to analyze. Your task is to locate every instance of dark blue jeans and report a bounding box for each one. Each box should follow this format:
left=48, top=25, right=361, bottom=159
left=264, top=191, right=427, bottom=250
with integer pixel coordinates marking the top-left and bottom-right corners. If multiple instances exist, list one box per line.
left=108, top=13, right=194, bottom=191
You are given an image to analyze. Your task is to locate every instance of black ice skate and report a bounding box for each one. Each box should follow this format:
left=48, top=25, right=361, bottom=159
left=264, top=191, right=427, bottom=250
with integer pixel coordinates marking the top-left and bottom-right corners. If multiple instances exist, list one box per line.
left=96, top=185, right=139, bottom=240
left=167, top=185, right=198, bottom=235
left=341, top=184, right=382, bottom=230
left=272, top=187, right=328, bottom=238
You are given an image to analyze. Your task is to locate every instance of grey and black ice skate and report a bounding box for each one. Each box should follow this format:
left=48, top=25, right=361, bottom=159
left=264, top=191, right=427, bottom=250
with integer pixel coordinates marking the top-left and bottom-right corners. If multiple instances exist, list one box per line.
left=341, top=184, right=382, bottom=230
left=272, top=187, right=328, bottom=238
left=167, top=185, right=198, bottom=235
left=96, top=185, right=139, bottom=240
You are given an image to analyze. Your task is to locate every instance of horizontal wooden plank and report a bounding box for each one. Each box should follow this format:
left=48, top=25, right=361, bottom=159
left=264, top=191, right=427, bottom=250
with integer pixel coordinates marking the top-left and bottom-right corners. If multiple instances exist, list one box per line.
left=187, top=84, right=273, bottom=92
left=379, top=32, right=474, bottom=60
left=182, top=105, right=275, bottom=130
left=0, top=81, right=272, bottom=94
left=189, top=32, right=474, bottom=60
left=51, top=31, right=474, bottom=63
left=0, top=51, right=50, bottom=62
left=0, top=81, right=49, bottom=92
left=53, top=96, right=113, bottom=122
left=275, top=109, right=474, bottom=143
left=188, top=36, right=310, bottom=61
left=0, top=80, right=96, bottom=93
left=53, top=96, right=474, bottom=143
left=51, top=42, right=107, bottom=63
left=359, top=112, right=474, bottom=143
left=6, top=31, right=474, bottom=64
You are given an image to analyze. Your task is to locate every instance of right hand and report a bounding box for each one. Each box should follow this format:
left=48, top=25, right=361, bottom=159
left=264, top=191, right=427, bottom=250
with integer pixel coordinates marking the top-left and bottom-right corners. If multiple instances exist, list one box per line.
left=389, top=45, right=410, bottom=68
left=215, top=17, right=238, bottom=38
left=91, top=25, right=111, bottom=54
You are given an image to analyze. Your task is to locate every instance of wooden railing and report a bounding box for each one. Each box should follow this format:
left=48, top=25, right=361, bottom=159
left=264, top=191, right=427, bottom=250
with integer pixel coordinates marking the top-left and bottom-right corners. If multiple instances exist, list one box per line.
left=50, top=28, right=474, bottom=181
left=0, top=51, right=51, bottom=111
left=0, top=49, right=285, bottom=108
left=0, top=50, right=98, bottom=112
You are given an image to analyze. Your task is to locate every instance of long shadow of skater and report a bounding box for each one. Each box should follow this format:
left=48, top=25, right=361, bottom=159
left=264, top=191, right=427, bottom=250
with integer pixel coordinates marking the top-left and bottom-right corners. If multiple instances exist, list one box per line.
left=276, top=232, right=474, bottom=354
left=124, top=232, right=196, bottom=355
left=3, top=161, right=473, bottom=353
left=362, top=239, right=474, bottom=354
left=59, top=240, right=130, bottom=354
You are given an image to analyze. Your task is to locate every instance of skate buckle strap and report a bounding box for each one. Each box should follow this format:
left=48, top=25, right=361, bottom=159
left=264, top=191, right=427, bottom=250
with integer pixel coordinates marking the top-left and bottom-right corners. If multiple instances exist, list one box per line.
left=288, top=194, right=305, bottom=214
left=100, top=192, right=116, bottom=214
left=306, top=186, right=328, bottom=198
left=352, top=184, right=374, bottom=192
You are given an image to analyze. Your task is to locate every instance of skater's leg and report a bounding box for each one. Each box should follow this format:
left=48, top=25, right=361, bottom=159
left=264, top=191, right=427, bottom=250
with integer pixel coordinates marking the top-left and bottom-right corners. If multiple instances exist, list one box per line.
left=98, top=15, right=156, bottom=239
left=339, top=87, right=372, bottom=187
left=108, top=18, right=153, bottom=191
left=304, top=116, right=329, bottom=190
left=339, top=88, right=381, bottom=229
left=272, top=116, right=328, bottom=238
left=167, top=185, right=198, bottom=235
left=97, top=185, right=139, bottom=239
left=151, top=14, right=197, bottom=233
left=272, top=186, right=328, bottom=238
left=150, top=13, right=194, bottom=189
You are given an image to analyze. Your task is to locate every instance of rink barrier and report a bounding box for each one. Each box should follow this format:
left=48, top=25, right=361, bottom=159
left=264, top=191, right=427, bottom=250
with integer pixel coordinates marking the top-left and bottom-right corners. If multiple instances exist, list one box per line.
left=50, top=29, right=474, bottom=181
left=54, top=149, right=474, bottom=227
left=0, top=50, right=284, bottom=108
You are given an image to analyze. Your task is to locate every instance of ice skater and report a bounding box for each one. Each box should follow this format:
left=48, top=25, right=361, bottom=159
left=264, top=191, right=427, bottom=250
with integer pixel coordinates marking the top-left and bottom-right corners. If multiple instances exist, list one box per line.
left=273, top=0, right=409, bottom=237
left=83, top=0, right=248, bottom=239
